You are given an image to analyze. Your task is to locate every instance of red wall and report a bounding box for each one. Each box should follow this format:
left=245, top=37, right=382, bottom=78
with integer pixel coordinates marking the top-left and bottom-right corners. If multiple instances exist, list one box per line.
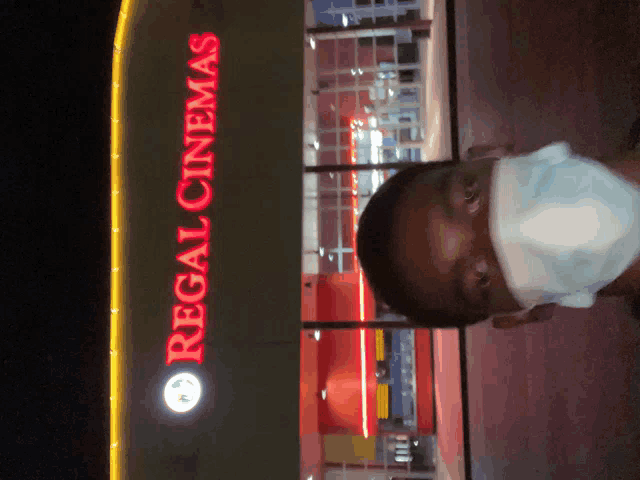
left=301, top=273, right=377, bottom=436
left=415, top=329, right=435, bottom=434
left=301, top=273, right=434, bottom=436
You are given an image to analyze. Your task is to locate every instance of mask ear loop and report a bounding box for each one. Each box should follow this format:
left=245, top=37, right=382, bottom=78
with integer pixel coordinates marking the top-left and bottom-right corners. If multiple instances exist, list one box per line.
left=491, top=304, right=556, bottom=329
left=491, top=308, right=534, bottom=329
left=464, top=144, right=514, bottom=161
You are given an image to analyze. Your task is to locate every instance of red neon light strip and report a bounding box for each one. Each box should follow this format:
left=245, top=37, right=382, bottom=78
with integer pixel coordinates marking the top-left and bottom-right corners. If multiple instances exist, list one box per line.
left=350, top=117, right=371, bottom=437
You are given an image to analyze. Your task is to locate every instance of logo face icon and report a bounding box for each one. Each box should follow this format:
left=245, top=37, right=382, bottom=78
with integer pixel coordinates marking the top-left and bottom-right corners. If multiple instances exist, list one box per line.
left=163, top=372, right=202, bottom=413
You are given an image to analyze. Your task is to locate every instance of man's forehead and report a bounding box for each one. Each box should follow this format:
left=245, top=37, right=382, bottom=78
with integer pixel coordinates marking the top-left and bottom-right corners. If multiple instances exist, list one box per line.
left=396, top=185, right=465, bottom=272
left=391, top=178, right=449, bottom=288
left=391, top=164, right=457, bottom=243
left=408, top=165, right=454, bottom=195
left=397, top=167, right=455, bottom=225
left=390, top=198, right=459, bottom=312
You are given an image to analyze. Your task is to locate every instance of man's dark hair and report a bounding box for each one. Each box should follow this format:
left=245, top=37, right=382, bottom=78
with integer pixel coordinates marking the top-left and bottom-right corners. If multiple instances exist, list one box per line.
left=356, top=160, right=477, bottom=328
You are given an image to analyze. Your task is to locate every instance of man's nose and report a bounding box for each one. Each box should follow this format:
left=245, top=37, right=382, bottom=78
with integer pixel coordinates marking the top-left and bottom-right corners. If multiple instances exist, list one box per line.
left=471, top=256, right=491, bottom=287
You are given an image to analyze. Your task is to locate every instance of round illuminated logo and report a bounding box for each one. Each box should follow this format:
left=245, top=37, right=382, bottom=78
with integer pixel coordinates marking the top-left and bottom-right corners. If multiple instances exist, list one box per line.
left=163, top=372, right=202, bottom=413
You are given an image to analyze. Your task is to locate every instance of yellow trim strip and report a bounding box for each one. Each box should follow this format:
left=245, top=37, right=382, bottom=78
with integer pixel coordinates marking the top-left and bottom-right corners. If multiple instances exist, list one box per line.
left=375, top=329, right=384, bottom=361
left=376, top=384, right=389, bottom=420
left=111, top=1, right=135, bottom=479
left=384, top=384, right=388, bottom=419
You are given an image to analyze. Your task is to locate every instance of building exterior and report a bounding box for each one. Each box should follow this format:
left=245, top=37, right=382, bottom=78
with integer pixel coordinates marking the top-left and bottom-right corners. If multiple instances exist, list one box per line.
left=111, top=0, right=455, bottom=479
left=110, top=1, right=303, bottom=479
left=300, top=1, right=439, bottom=479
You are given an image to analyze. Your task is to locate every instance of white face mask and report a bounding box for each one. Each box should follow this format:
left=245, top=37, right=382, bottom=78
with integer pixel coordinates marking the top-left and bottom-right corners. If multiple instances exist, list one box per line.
left=489, top=142, right=640, bottom=309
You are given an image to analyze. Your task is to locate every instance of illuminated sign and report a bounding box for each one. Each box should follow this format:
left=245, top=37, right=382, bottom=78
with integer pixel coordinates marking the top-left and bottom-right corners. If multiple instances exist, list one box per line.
left=163, top=372, right=203, bottom=413
left=166, top=33, right=220, bottom=367
left=110, top=1, right=304, bottom=476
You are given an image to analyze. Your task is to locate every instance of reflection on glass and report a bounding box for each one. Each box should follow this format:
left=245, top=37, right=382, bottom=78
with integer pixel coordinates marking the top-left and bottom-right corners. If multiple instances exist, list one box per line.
left=338, top=91, right=356, bottom=117
left=376, top=36, right=395, bottom=64
left=339, top=148, right=352, bottom=165
left=300, top=325, right=435, bottom=471
left=358, top=37, right=375, bottom=67
left=319, top=150, right=337, bottom=166
left=337, top=38, right=356, bottom=69
left=302, top=4, right=433, bottom=476
left=338, top=73, right=356, bottom=88
left=317, top=39, right=336, bottom=71
left=359, top=71, right=376, bottom=87
left=317, top=74, right=335, bottom=90
left=398, top=41, right=419, bottom=64
left=320, top=131, right=337, bottom=146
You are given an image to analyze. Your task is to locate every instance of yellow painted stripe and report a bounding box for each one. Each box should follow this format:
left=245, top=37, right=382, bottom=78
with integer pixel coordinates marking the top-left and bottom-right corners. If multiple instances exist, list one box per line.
left=377, top=383, right=390, bottom=420
left=383, top=384, right=389, bottom=419
left=375, top=329, right=384, bottom=361
left=382, top=384, right=386, bottom=419
left=111, top=2, right=136, bottom=480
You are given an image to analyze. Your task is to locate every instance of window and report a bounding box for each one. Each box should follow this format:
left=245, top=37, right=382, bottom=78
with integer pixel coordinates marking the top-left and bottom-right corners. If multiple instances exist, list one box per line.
left=301, top=1, right=434, bottom=475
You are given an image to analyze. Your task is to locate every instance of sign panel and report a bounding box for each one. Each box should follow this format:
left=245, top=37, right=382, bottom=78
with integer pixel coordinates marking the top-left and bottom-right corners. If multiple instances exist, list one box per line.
left=110, top=1, right=303, bottom=478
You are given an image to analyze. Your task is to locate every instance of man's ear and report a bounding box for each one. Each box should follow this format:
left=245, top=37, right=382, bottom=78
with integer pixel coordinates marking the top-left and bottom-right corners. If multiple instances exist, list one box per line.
left=491, top=303, right=556, bottom=329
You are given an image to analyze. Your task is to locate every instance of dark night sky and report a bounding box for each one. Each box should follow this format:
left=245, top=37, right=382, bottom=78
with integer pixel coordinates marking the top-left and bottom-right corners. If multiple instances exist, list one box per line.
left=1, top=2, right=121, bottom=478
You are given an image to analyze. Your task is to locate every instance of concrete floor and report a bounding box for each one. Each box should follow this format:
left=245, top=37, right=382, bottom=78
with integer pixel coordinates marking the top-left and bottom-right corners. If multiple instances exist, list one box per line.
left=454, top=0, right=640, bottom=478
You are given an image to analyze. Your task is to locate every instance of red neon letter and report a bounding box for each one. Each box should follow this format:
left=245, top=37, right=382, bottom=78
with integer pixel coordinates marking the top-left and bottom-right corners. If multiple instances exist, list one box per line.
left=166, top=329, right=204, bottom=365
left=186, top=77, right=218, bottom=111
left=189, top=33, right=220, bottom=56
left=177, top=179, right=212, bottom=212
left=185, top=111, right=216, bottom=135
left=174, top=273, right=207, bottom=303
left=182, top=164, right=213, bottom=181
left=182, top=135, right=213, bottom=165
left=172, top=303, right=206, bottom=329
left=176, top=241, right=209, bottom=274
left=177, top=216, right=211, bottom=243
left=189, top=53, right=219, bottom=78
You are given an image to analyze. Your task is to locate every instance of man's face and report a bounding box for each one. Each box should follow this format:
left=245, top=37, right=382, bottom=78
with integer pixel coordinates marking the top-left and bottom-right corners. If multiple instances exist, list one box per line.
left=392, top=158, right=522, bottom=321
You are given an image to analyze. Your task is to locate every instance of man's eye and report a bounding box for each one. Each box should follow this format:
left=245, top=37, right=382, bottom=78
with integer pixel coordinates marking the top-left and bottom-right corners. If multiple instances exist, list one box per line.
left=464, top=186, right=478, bottom=202
left=464, top=182, right=481, bottom=213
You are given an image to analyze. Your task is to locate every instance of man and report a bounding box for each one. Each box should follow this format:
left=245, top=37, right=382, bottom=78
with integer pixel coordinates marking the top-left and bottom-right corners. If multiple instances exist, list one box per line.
left=356, top=142, right=640, bottom=329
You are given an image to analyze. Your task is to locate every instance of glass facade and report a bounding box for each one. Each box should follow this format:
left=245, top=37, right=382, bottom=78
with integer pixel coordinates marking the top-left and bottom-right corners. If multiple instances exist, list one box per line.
left=301, top=1, right=436, bottom=479
left=303, top=9, right=426, bottom=278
